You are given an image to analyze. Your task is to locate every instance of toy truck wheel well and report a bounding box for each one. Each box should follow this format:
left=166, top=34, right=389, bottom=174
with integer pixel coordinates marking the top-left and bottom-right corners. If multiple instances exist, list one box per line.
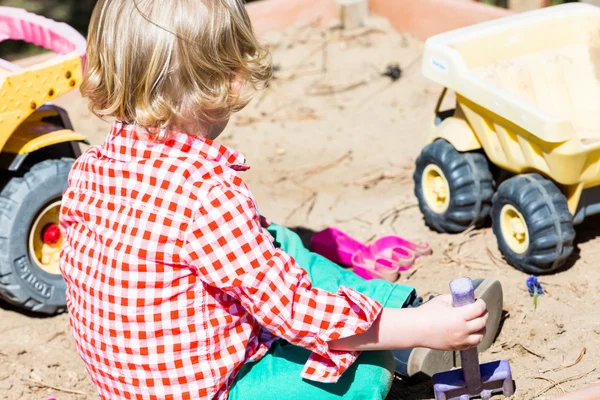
left=430, top=89, right=482, bottom=153
left=0, top=105, right=87, bottom=172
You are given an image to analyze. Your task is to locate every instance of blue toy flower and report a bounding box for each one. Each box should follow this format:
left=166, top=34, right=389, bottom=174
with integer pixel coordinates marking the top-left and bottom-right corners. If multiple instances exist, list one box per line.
left=526, top=276, right=544, bottom=309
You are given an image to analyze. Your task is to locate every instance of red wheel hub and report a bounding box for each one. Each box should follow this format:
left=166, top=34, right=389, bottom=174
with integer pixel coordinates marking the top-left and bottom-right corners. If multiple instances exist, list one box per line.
left=41, top=223, right=61, bottom=245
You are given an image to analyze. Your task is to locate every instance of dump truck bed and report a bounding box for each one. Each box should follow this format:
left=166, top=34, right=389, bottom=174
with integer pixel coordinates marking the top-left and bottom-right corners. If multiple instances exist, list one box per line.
left=422, top=3, right=600, bottom=146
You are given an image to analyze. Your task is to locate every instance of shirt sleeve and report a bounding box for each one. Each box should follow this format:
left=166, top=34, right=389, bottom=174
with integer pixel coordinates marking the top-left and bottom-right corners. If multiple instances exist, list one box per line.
left=182, top=184, right=383, bottom=382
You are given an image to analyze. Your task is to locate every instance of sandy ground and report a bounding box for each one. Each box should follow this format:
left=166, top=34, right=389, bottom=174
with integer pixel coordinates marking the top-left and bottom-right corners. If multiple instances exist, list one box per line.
left=2, top=16, right=600, bottom=400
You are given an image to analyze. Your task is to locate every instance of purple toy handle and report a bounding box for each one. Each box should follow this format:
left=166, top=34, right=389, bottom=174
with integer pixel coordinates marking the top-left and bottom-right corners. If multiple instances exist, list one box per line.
left=450, top=278, right=484, bottom=395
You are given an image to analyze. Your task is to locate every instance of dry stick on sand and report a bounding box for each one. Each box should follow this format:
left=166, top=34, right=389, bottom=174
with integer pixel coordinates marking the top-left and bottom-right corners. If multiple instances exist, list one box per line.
left=516, top=342, right=547, bottom=360
left=379, top=204, right=418, bottom=226
left=280, top=151, right=352, bottom=183
left=308, top=51, right=423, bottom=98
left=46, top=331, right=65, bottom=343
left=281, top=42, right=328, bottom=81
left=441, top=227, right=490, bottom=270
left=539, top=280, right=580, bottom=295
left=358, top=53, right=423, bottom=105
left=347, top=169, right=411, bottom=189
left=284, top=192, right=318, bottom=224
left=26, top=379, right=89, bottom=398
left=402, top=261, right=427, bottom=281
left=236, top=112, right=320, bottom=127
left=256, top=23, right=327, bottom=105
left=540, top=348, right=587, bottom=374
left=305, top=79, right=369, bottom=96
left=334, top=215, right=372, bottom=225
left=338, top=27, right=387, bottom=41
left=534, top=376, right=566, bottom=395
left=533, top=368, right=597, bottom=399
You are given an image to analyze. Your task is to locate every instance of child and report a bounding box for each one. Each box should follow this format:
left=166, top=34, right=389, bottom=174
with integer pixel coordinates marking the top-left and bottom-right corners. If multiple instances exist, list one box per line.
left=59, top=1, right=503, bottom=399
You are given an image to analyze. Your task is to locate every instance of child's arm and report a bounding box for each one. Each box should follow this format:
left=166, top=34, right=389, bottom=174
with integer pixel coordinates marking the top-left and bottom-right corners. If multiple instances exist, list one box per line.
left=329, top=295, right=488, bottom=352
left=258, top=216, right=488, bottom=352
left=183, top=184, right=384, bottom=382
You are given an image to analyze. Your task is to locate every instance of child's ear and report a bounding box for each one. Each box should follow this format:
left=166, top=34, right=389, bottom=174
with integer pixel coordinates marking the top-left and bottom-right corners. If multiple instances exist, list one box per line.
left=232, top=77, right=243, bottom=94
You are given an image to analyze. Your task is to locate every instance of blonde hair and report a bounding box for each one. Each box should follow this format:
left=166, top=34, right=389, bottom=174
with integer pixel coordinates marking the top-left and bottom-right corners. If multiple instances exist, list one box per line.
left=81, top=0, right=271, bottom=134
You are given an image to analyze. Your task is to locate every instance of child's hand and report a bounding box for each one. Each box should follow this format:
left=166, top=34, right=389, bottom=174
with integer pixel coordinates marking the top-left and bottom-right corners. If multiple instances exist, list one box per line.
left=413, top=294, right=488, bottom=351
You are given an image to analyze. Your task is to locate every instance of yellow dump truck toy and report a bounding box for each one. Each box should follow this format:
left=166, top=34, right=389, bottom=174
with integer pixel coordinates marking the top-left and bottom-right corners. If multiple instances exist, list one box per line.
left=414, top=3, right=600, bottom=274
left=0, top=7, right=87, bottom=313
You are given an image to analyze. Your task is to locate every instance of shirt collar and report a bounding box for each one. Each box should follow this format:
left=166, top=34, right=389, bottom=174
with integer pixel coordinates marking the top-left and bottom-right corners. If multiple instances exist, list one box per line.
left=101, top=121, right=249, bottom=171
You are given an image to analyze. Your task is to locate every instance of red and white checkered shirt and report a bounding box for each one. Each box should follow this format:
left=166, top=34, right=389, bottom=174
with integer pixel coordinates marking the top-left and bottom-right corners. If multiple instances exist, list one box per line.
left=59, top=122, right=383, bottom=400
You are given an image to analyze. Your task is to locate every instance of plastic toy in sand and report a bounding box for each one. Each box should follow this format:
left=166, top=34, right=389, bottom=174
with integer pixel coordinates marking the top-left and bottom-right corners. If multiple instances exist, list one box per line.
left=432, top=277, right=514, bottom=400
left=311, top=227, right=431, bottom=281
left=415, top=3, right=600, bottom=274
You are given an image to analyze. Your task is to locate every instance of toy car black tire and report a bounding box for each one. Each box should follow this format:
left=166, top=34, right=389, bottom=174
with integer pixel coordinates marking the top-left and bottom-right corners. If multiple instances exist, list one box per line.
left=0, top=158, right=73, bottom=314
left=491, top=174, right=575, bottom=274
left=414, top=139, right=494, bottom=233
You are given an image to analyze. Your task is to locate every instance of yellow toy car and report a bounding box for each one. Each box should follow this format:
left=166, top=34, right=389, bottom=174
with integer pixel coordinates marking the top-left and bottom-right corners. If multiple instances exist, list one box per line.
left=0, top=7, right=87, bottom=313
left=415, top=3, right=599, bottom=274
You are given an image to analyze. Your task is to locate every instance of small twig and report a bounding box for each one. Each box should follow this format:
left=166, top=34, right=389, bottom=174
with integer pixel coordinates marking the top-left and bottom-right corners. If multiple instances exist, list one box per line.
left=236, top=112, right=320, bottom=127
left=305, top=79, right=368, bottom=96
left=346, top=170, right=410, bottom=189
left=254, top=82, right=275, bottom=107
left=517, top=342, right=546, bottom=360
left=539, top=280, right=579, bottom=295
left=402, top=262, right=427, bottom=281
left=379, top=204, right=418, bottom=225
left=334, top=215, right=372, bottom=225
left=358, top=53, right=423, bottom=105
left=533, top=368, right=596, bottom=398
left=541, top=348, right=586, bottom=373
left=534, top=376, right=566, bottom=395
left=441, top=228, right=486, bottom=269
left=306, top=192, right=318, bottom=219
left=281, top=42, right=327, bottom=80
left=274, top=19, right=320, bottom=50
left=284, top=192, right=318, bottom=223
left=486, top=246, right=504, bottom=267
left=364, top=234, right=377, bottom=244
left=338, top=27, right=387, bottom=41
left=555, top=347, right=587, bottom=372
left=46, top=331, right=65, bottom=343
left=281, top=151, right=352, bottom=183
left=26, top=379, right=89, bottom=398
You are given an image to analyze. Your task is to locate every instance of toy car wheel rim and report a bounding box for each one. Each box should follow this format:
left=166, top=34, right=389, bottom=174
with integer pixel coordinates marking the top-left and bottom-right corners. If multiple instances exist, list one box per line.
left=499, top=204, right=529, bottom=254
left=28, top=200, right=63, bottom=275
left=422, top=164, right=450, bottom=214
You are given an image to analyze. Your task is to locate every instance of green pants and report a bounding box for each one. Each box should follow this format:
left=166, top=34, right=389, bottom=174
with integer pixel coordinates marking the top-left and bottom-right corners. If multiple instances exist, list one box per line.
left=229, top=224, right=415, bottom=400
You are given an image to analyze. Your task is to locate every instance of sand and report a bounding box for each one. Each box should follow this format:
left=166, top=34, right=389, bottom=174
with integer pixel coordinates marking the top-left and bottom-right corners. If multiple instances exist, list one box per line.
left=1, top=16, right=599, bottom=400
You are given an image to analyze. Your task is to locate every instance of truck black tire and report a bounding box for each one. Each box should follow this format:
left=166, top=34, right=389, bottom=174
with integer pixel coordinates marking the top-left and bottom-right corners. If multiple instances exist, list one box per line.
left=414, top=139, right=494, bottom=233
left=491, top=174, right=575, bottom=274
left=0, top=158, right=73, bottom=314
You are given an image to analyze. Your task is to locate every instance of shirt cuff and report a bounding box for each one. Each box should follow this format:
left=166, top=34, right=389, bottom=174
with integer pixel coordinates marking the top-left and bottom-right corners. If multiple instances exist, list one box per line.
left=300, top=286, right=384, bottom=383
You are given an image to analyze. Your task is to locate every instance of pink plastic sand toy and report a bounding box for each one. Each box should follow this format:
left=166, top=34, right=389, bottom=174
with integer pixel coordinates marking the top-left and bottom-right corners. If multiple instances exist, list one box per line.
left=311, top=227, right=431, bottom=281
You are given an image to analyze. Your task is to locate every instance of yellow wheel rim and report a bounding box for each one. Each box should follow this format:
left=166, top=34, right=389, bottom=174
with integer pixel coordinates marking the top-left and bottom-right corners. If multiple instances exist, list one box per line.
left=500, top=204, right=529, bottom=254
left=28, top=200, right=63, bottom=275
left=422, top=164, right=450, bottom=214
